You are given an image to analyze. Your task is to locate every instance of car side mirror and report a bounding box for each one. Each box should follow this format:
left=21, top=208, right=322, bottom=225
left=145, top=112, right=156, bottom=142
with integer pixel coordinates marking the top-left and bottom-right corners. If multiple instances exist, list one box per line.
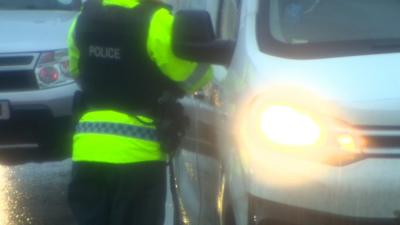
left=173, top=10, right=235, bottom=66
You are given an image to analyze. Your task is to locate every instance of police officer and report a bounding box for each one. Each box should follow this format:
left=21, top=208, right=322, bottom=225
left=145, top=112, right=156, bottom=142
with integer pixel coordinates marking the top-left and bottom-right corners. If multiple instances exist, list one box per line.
left=67, top=0, right=211, bottom=224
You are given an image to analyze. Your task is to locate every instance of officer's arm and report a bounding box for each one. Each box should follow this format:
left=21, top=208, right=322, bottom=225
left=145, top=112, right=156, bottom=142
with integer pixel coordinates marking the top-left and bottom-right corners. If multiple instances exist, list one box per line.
left=147, top=8, right=212, bottom=93
left=68, top=17, right=80, bottom=78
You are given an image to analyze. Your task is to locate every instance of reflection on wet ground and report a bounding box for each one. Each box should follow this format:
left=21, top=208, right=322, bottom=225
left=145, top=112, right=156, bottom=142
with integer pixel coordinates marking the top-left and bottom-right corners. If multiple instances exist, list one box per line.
left=0, top=165, right=34, bottom=225
left=0, top=165, right=11, bottom=225
left=0, top=160, right=173, bottom=225
left=0, top=160, right=73, bottom=225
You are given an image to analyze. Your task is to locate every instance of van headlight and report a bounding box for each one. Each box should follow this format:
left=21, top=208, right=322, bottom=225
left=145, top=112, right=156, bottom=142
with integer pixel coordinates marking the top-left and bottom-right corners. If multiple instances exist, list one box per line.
left=237, top=93, right=364, bottom=166
left=35, top=50, right=74, bottom=89
left=245, top=104, right=362, bottom=153
left=260, top=105, right=322, bottom=146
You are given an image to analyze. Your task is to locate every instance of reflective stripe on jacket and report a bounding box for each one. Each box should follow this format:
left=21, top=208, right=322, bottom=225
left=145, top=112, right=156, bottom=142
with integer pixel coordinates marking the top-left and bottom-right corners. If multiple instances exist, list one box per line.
left=72, top=110, right=165, bottom=163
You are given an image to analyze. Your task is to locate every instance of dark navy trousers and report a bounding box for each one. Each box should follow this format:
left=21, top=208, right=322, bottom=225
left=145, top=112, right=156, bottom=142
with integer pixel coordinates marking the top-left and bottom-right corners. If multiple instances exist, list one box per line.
left=68, top=161, right=166, bottom=225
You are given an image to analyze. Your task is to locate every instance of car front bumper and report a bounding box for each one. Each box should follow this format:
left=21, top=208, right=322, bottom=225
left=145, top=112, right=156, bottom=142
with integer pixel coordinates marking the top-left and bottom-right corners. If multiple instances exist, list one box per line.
left=0, top=82, right=80, bottom=117
left=0, top=83, right=80, bottom=147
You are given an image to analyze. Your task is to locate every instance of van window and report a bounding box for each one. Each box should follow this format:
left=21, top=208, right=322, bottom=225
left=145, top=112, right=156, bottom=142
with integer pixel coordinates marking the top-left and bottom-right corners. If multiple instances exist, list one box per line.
left=274, top=0, right=400, bottom=43
left=0, top=0, right=80, bottom=10
left=258, top=0, right=400, bottom=58
left=217, top=0, right=241, bottom=40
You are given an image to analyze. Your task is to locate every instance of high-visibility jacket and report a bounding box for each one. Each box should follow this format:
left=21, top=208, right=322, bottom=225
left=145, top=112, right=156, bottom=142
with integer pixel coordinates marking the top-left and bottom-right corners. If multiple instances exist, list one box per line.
left=68, top=0, right=212, bottom=164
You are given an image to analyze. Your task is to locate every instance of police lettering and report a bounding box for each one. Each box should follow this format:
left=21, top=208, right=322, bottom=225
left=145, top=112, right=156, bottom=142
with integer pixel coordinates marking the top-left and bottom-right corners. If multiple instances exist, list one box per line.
left=89, top=45, right=121, bottom=60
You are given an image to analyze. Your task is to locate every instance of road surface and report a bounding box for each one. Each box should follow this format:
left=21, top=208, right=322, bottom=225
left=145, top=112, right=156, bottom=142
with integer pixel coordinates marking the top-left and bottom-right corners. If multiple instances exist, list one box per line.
left=0, top=159, right=174, bottom=225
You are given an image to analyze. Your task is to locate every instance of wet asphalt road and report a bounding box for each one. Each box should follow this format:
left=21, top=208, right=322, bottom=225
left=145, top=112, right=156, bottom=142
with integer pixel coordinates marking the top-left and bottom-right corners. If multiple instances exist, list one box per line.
left=0, top=159, right=174, bottom=225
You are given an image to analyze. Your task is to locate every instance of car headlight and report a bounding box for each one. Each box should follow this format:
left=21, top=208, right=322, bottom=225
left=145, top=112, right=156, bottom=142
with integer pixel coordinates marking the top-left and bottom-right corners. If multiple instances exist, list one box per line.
left=35, top=49, right=74, bottom=89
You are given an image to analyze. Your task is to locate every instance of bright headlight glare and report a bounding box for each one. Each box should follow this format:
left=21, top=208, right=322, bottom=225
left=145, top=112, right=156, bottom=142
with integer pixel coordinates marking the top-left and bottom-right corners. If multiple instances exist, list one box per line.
left=236, top=90, right=364, bottom=169
left=35, top=50, right=74, bottom=89
left=260, top=105, right=322, bottom=146
left=333, top=124, right=364, bottom=154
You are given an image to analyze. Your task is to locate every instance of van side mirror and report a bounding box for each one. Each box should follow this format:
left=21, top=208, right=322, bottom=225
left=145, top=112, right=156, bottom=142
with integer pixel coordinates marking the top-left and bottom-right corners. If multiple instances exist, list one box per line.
left=173, top=10, right=235, bottom=66
left=73, top=0, right=82, bottom=9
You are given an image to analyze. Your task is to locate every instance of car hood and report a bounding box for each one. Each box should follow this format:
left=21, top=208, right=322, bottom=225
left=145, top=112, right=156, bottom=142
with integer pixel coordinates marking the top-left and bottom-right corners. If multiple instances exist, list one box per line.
left=249, top=52, right=400, bottom=126
left=0, top=10, right=78, bottom=53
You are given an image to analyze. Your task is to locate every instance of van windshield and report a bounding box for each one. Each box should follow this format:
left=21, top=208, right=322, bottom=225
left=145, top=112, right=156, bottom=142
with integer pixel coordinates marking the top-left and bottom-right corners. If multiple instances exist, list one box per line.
left=260, top=0, right=400, bottom=58
left=0, top=0, right=80, bottom=10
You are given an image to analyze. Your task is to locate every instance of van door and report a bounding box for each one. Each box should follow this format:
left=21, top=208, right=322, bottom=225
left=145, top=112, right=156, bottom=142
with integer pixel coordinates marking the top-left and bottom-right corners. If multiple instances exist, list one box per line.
left=171, top=0, right=241, bottom=224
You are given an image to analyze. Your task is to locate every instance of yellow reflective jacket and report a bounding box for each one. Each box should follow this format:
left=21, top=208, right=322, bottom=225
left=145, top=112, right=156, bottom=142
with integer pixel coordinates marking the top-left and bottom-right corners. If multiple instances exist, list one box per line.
left=68, top=0, right=212, bottom=164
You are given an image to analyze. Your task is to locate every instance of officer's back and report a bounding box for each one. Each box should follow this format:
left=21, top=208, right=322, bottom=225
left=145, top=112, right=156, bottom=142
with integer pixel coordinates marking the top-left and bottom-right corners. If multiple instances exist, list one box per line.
left=67, top=0, right=211, bottom=225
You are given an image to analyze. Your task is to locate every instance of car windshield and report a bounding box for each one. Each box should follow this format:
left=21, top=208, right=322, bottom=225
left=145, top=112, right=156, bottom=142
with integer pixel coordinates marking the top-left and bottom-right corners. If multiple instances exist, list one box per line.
left=270, top=0, right=400, bottom=44
left=0, top=0, right=80, bottom=10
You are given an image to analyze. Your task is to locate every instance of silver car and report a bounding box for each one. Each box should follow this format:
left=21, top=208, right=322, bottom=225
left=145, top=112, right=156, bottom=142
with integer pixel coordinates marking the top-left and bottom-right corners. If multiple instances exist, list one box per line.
left=171, top=0, right=400, bottom=225
left=0, top=0, right=80, bottom=157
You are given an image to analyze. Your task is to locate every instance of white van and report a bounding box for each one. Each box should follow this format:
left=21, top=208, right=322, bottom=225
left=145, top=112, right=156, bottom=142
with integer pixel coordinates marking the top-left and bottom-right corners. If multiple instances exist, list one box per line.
left=170, top=0, right=400, bottom=225
left=0, top=0, right=80, bottom=156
